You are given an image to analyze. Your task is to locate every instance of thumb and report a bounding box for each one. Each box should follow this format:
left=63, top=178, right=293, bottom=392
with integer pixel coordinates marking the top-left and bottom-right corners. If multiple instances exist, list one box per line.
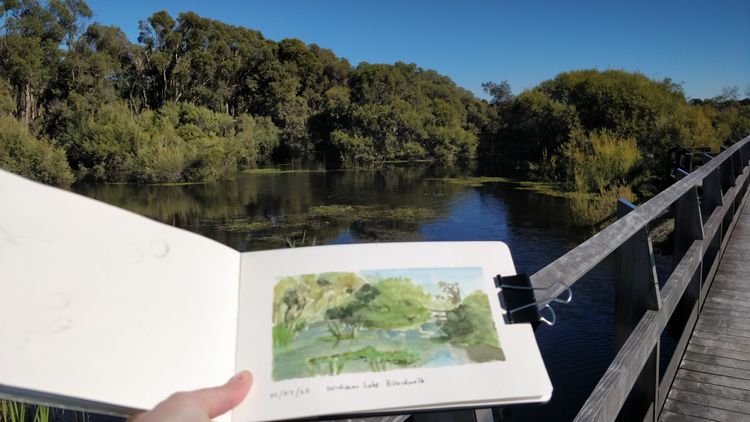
left=179, top=370, right=253, bottom=419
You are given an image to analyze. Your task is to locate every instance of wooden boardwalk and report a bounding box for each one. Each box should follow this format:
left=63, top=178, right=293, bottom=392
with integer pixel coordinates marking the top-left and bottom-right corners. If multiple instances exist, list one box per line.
left=660, top=201, right=750, bottom=421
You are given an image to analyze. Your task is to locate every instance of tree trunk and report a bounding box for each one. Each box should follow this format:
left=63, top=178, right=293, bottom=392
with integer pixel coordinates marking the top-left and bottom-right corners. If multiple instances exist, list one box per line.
left=23, top=83, right=31, bottom=126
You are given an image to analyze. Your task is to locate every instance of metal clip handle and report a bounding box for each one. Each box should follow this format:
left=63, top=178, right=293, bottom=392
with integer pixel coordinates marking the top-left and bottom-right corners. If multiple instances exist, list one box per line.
left=498, top=282, right=573, bottom=327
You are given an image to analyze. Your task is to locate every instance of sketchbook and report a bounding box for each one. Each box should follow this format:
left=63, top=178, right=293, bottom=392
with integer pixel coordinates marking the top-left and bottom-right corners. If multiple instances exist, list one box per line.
left=0, top=169, right=552, bottom=422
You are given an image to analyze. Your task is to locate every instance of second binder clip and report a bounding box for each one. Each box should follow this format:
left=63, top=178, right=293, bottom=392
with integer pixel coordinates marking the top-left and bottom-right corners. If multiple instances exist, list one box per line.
left=496, top=274, right=572, bottom=328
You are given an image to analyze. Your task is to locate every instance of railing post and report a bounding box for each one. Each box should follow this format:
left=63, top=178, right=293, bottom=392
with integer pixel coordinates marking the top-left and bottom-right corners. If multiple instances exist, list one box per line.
left=700, top=166, right=723, bottom=302
left=701, top=161, right=723, bottom=217
left=614, top=199, right=661, bottom=422
left=663, top=186, right=704, bottom=415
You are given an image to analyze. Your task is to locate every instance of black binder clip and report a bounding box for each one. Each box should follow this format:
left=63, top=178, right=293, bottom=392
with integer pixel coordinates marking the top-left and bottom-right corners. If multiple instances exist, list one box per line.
left=496, top=274, right=572, bottom=328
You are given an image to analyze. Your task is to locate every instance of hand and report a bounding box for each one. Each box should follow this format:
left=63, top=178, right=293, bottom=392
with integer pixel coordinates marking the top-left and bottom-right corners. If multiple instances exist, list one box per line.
left=128, top=371, right=253, bottom=422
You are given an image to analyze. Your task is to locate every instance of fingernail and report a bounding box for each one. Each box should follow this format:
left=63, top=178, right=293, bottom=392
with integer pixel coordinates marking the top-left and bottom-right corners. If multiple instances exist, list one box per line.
left=230, top=371, right=250, bottom=384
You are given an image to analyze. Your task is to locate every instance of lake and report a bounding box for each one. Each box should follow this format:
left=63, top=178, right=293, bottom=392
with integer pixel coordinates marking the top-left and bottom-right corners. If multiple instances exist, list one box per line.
left=74, top=165, right=675, bottom=421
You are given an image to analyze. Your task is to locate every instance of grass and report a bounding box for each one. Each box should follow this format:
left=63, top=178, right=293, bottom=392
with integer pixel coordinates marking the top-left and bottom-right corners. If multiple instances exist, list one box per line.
left=0, top=401, right=70, bottom=422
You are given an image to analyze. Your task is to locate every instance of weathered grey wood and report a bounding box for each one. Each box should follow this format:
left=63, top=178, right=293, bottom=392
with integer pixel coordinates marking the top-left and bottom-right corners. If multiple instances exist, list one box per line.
left=662, top=183, right=750, bottom=422
left=688, top=336, right=750, bottom=359
left=658, top=410, right=711, bottom=421
left=676, top=368, right=750, bottom=391
left=674, top=186, right=705, bottom=267
left=697, top=314, right=750, bottom=331
left=694, top=323, right=750, bottom=339
left=473, top=409, right=493, bottom=422
left=663, top=397, right=749, bottom=421
left=701, top=302, right=750, bottom=318
left=668, top=389, right=750, bottom=415
left=615, top=199, right=661, bottom=348
left=657, top=290, right=698, bottom=415
left=541, top=136, right=750, bottom=422
left=734, top=150, right=744, bottom=179
left=723, top=156, right=736, bottom=190
left=681, top=357, right=750, bottom=381
left=693, top=329, right=750, bottom=343
left=573, top=242, right=704, bottom=422
left=687, top=343, right=750, bottom=363
left=672, top=378, right=750, bottom=403
left=683, top=350, right=750, bottom=371
left=701, top=166, right=723, bottom=224
left=327, top=417, right=410, bottom=422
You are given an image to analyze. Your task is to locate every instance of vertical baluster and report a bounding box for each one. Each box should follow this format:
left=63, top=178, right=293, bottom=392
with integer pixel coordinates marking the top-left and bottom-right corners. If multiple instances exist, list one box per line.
left=700, top=166, right=723, bottom=302
left=614, top=199, right=661, bottom=422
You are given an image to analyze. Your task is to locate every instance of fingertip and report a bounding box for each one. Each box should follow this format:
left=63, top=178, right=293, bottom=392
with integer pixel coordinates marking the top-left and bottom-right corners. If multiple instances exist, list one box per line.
left=219, top=370, right=252, bottom=414
left=229, top=370, right=253, bottom=388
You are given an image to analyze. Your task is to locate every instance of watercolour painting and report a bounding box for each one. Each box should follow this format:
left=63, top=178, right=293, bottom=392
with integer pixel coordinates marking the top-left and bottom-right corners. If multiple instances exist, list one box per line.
left=271, top=267, right=504, bottom=381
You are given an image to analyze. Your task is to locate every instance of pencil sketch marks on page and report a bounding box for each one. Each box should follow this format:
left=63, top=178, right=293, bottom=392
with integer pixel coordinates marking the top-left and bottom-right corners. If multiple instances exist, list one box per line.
left=271, top=267, right=504, bottom=381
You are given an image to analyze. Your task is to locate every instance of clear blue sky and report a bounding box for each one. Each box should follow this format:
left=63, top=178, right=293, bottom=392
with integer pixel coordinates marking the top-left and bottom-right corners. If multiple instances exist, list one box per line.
left=86, top=0, right=750, bottom=100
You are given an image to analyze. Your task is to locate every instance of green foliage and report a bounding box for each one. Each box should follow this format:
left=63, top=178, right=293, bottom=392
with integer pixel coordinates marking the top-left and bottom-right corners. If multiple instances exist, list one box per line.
left=441, top=291, right=499, bottom=348
left=361, top=278, right=432, bottom=329
left=564, top=129, right=641, bottom=193
left=480, top=69, right=749, bottom=211
left=1, top=0, right=747, bottom=188
left=272, top=323, right=296, bottom=348
left=570, top=185, right=636, bottom=226
left=330, top=130, right=375, bottom=167
left=50, top=101, right=278, bottom=182
left=327, top=278, right=433, bottom=331
left=0, top=115, right=73, bottom=186
left=326, top=62, right=481, bottom=167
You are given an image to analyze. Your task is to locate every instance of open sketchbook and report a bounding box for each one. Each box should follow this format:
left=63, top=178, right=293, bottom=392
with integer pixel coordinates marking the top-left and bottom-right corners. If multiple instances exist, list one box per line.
left=0, top=169, right=552, bottom=422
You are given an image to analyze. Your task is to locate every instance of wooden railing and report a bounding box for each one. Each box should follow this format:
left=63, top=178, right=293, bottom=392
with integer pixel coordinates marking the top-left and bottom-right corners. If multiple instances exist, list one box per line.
left=528, top=134, right=750, bottom=421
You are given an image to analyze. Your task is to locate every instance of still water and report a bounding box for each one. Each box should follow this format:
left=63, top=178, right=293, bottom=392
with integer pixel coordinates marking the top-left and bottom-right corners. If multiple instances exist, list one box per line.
left=75, top=165, right=670, bottom=421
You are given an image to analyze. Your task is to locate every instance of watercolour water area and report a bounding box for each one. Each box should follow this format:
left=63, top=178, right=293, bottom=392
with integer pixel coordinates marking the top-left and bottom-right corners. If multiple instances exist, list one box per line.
left=271, top=267, right=505, bottom=381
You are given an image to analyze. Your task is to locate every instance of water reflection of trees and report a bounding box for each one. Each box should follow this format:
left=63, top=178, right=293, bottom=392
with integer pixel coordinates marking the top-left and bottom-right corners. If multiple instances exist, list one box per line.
left=75, top=166, right=474, bottom=250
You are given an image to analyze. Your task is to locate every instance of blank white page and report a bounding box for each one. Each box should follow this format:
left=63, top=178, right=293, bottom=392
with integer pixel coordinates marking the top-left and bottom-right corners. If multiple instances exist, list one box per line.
left=0, top=170, right=240, bottom=416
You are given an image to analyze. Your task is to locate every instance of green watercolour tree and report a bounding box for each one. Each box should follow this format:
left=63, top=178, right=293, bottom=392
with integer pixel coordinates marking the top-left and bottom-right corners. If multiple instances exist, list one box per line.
left=273, top=272, right=366, bottom=346
left=326, top=277, right=433, bottom=339
left=440, top=291, right=500, bottom=350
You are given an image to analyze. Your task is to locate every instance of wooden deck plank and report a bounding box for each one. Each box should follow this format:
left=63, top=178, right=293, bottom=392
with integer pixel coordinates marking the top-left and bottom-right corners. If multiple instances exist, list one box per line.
left=696, top=317, right=750, bottom=333
left=682, top=351, right=750, bottom=373
left=660, top=196, right=750, bottom=422
left=687, top=343, right=750, bottom=362
left=672, top=378, right=750, bottom=402
left=692, top=330, right=750, bottom=346
left=702, top=297, right=750, bottom=312
left=693, top=322, right=750, bottom=339
left=663, top=398, right=749, bottom=421
left=676, top=369, right=750, bottom=392
left=668, top=389, right=750, bottom=414
left=699, top=305, right=750, bottom=317
left=690, top=336, right=750, bottom=354
left=658, top=410, right=713, bottom=421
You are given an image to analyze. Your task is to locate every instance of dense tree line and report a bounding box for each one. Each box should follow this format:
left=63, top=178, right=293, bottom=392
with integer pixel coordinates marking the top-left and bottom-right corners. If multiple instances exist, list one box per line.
left=480, top=70, right=750, bottom=201
left=0, top=0, right=483, bottom=185
left=0, top=0, right=747, bottom=193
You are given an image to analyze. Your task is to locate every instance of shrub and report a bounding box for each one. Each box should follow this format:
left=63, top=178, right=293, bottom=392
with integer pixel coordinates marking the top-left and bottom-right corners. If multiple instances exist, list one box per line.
left=564, top=129, right=641, bottom=193
left=0, top=116, right=74, bottom=187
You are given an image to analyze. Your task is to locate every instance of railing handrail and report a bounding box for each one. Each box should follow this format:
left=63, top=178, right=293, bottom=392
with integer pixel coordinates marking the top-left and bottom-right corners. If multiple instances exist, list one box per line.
left=530, top=136, right=750, bottom=307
